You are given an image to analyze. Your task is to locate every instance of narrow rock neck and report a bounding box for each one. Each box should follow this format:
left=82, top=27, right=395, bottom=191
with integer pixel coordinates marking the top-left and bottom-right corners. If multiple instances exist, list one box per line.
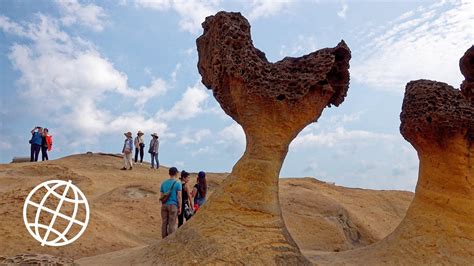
left=231, top=132, right=292, bottom=183
left=415, top=135, right=473, bottom=214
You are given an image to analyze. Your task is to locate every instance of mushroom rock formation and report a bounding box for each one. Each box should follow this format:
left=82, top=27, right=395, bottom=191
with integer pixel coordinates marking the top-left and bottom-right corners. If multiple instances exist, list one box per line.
left=314, top=46, right=474, bottom=265
left=460, top=46, right=474, bottom=104
left=138, top=11, right=351, bottom=264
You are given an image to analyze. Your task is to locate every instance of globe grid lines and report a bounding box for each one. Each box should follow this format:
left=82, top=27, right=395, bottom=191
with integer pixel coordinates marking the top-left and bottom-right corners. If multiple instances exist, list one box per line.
left=23, top=180, right=90, bottom=247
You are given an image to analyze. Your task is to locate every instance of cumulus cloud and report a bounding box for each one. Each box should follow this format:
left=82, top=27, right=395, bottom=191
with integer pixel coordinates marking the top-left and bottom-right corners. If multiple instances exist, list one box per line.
left=247, top=0, right=292, bottom=20
left=1, top=14, right=172, bottom=147
left=55, top=0, right=108, bottom=31
left=292, top=126, right=396, bottom=149
left=353, top=0, right=473, bottom=92
left=216, top=122, right=246, bottom=157
left=179, top=128, right=212, bottom=145
left=0, top=16, right=28, bottom=37
left=133, top=0, right=219, bottom=33
left=159, top=82, right=210, bottom=120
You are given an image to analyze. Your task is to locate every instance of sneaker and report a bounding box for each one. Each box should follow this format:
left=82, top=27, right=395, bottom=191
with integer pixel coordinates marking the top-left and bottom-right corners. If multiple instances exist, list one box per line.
left=129, top=167, right=133, bottom=170
left=120, top=167, right=127, bottom=170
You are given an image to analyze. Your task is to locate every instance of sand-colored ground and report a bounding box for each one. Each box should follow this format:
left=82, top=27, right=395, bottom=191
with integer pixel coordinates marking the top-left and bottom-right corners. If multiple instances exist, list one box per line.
left=0, top=153, right=413, bottom=264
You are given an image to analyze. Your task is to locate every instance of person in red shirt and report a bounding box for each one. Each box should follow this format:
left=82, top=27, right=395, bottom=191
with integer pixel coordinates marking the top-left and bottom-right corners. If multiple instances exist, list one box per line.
left=41, top=128, right=52, bottom=161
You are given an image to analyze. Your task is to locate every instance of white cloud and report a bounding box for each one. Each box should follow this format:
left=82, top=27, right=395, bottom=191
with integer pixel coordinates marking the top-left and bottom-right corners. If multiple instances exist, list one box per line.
left=159, top=82, right=210, bottom=120
left=133, top=78, right=168, bottom=108
left=55, top=0, right=107, bottom=31
left=171, top=63, right=181, bottom=83
left=292, top=126, right=396, bottom=149
left=247, top=0, right=292, bottom=20
left=328, top=111, right=365, bottom=125
left=279, top=35, right=318, bottom=57
left=0, top=16, right=28, bottom=37
left=218, top=123, right=245, bottom=146
left=134, top=0, right=219, bottom=34
left=215, top=122, right=246, bottom=157
left=1, top=14, right=171, bottom=147
left=191, top=145, right=216, bottom=156
left=353, top=0, right=473, bottom=92
left=337, top=3, right=348, bottom=19
left=179, top=128, right=212, bottom=145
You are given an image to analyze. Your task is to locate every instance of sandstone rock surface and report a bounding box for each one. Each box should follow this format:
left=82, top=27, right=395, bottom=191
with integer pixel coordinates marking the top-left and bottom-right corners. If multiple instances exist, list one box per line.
left=123, top=11, right=351, bottom=265
left=0, top=154, right=412, bottom=264
left=312, top=46, right=474, bottom=265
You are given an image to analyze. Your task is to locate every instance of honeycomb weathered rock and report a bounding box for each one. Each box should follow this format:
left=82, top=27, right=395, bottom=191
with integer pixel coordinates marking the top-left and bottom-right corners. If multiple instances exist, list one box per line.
left=133, top=11, right=351, bottom=265
left=314, top=46, right=474, bottom=265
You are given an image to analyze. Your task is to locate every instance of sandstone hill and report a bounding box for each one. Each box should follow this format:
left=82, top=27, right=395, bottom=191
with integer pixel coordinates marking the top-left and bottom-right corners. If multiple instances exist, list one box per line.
left=0, top=153, right=412, bottom=264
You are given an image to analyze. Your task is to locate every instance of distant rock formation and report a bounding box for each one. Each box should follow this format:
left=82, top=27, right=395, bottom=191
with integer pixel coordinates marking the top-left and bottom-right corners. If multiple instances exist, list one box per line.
left=314, top=46, right=474, bottom=265
left=138, top=11, right=351, bottom=264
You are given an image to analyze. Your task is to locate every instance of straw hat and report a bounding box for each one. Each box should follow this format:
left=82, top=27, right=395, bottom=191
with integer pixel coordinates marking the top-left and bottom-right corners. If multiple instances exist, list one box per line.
left=151, top=133, right=159, bottom=138
left=124, top=131, right=132, bottom=137
left=137, top=130, right=144, bottom=135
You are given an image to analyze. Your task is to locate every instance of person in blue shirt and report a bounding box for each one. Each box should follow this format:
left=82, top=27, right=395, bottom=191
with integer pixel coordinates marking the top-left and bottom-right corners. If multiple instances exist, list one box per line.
left=160, top=167, right=182, bottom=238
left=30, top=126, right=43, bottom=162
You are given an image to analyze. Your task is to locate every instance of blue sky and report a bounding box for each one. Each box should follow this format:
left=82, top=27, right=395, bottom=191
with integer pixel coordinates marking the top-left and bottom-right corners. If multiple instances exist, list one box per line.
left=0, top=0, right=472, bottom=191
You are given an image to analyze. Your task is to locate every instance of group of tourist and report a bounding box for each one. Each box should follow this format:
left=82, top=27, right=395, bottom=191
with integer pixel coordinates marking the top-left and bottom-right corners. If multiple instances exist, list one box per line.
left=160, top=167, right=207, bottom=238
left=121, top=131, right=208, bottom=237
left=121, top=131, right=160, bottom=170
left=29, top=126, right=53, bottom=162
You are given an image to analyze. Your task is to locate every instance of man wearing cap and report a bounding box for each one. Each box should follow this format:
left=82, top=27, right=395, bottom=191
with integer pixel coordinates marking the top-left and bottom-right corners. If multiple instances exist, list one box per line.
left=134, top=130, right=145, bottom=164
left=149, top=133, right=160, bottom=169
left=160, top=167, right=182, bottom=238
left=121, top=131, right=134, bottom=170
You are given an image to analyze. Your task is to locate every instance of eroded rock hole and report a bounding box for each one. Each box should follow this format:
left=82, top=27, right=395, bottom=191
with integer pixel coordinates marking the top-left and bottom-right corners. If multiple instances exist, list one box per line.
left=277, top=94, right=286, bottom=101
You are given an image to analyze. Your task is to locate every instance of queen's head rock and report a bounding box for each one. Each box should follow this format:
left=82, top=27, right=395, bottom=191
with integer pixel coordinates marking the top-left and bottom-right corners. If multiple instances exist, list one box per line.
left=197, top=11, right=350, bottom=146
left=133, top=11, right=351, bottom=265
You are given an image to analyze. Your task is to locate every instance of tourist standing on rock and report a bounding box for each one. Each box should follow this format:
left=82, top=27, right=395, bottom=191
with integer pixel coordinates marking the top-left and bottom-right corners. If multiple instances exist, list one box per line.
left=178, top=170, right=193, bottom=227
left=29, top=126, right=43, bottom=162
left=160, top=167, right=182, bottom=238
left=134, top=131, right=145, bottom=164
left=41, top=128, right=53, bottom=161
left=121, top=132, right=133, bottom=170
left=148, top=133, right=160, bottom=169
left=192, top=171, right=207, bottom=211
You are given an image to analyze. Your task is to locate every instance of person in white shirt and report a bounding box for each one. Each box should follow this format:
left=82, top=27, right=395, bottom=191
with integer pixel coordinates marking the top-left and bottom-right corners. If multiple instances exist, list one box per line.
left=121, top=131, right=133, bottom=170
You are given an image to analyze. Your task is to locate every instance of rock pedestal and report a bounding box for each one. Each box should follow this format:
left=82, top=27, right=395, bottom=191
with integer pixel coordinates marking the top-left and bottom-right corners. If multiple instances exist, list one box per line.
left=138, top=11, right=351, bottom=265
left=315, top=46, right=474, bottom=265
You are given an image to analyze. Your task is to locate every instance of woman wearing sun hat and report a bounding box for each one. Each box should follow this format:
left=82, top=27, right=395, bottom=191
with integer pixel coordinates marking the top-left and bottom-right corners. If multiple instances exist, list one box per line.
left=148, top=133, right=160, bottom=169
left=121, top=131, right=134, bottom=170
left=134, top=130, right=145, bottom=164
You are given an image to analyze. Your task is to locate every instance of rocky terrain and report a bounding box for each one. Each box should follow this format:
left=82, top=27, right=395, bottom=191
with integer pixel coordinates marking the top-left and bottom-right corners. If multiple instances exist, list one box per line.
left=0, top=153, right=412, bottom=264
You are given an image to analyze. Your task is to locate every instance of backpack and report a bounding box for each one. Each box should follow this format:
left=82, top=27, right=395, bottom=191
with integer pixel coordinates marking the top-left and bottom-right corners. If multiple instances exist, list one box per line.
left=159, top=181, right=177, bottom=203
